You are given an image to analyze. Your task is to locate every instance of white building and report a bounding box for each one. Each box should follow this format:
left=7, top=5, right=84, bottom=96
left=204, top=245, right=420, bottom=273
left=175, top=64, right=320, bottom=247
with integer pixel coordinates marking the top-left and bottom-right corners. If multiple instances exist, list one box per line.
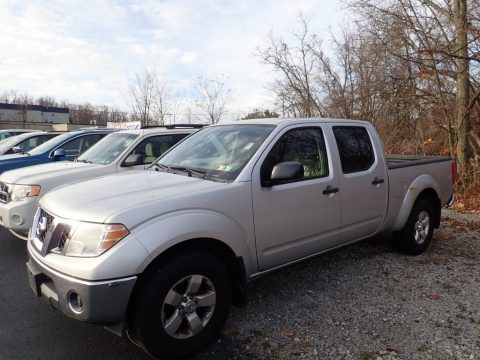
left=0, top=103, right=69, bottom=124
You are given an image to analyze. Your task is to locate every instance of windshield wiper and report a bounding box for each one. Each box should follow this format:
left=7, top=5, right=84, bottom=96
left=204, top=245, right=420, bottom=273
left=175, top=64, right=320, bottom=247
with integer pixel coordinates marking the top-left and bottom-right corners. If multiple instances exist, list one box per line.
left=150, top=163, right=171, bottom=172
left=168, top=165, right=207, bottom=179
left=76, top=159, right=92, bottom=163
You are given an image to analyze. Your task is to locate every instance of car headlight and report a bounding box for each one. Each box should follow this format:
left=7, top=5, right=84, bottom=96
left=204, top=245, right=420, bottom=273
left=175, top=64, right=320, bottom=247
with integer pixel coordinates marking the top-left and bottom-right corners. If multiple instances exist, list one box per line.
left=9, top=184, right=41, bottom=201
left=63, top=222, right=129, bottom=257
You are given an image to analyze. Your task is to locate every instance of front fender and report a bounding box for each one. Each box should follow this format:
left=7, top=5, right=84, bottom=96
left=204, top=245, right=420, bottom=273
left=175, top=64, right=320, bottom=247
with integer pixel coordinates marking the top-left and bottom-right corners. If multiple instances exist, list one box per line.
left=130, top=209, right=256, bottom=276
left=392, top=174, right=440, bottom=231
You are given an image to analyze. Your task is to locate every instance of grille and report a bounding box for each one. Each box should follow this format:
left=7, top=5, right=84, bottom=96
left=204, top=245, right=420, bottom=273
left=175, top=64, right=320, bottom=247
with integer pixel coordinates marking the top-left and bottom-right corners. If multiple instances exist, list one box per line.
left=36, top=208, right=55, bottom=244
left=33, top=208, right=72, bottom=255
left=0, top=182, right=9, bottom=203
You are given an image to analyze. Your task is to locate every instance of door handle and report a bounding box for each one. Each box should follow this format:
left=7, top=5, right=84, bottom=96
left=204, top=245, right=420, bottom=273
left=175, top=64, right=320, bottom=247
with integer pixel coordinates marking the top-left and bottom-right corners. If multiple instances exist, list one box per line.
left=372, top=177, right=385, bottom=185
left=323, top=185, right=339, bottom=195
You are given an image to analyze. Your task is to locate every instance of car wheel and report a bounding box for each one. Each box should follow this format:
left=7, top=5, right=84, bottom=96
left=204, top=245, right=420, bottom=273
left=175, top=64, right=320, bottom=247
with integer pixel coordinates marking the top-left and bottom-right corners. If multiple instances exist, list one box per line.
left=127, top=251, right=232, bottom=359
left=394, top=198, right=435, bottom=255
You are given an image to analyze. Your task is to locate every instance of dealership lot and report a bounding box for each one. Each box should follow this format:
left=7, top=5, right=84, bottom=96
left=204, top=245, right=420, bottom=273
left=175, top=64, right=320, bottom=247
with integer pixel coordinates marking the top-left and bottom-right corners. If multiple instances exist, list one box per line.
left=2, top=211, right=480, bottom=359
left=0, top=227, right=251, bottom=360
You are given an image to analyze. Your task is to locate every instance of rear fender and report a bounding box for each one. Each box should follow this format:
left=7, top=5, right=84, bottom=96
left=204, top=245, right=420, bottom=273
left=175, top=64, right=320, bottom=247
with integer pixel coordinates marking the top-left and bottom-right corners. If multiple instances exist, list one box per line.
left=392, top=174, right=440, bottom=231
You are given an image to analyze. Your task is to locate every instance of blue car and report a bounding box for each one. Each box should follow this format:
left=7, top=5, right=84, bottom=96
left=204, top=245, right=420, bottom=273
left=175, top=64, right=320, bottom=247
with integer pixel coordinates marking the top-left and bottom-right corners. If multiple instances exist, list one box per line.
left=0, top=128, right=114, bottom=174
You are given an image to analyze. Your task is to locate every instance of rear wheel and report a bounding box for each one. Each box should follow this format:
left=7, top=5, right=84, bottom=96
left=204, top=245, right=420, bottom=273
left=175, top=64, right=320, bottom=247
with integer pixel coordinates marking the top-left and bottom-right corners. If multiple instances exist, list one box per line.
left=394, top=198, right=435, bottom=255
left=127, top=252, right=232, bottom=359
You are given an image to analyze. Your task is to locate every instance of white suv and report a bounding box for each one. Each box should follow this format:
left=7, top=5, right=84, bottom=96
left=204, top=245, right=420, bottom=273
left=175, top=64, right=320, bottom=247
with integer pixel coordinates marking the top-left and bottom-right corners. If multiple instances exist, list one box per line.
left=0, top=126, right=198, bottom=240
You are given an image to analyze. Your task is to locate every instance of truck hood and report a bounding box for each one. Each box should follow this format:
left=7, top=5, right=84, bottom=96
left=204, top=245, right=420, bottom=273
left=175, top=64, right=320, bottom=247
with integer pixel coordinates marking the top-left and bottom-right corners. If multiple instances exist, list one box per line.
left=40, top=171, right=226, bottom=223
left=0, top=161, right=95, bottom=184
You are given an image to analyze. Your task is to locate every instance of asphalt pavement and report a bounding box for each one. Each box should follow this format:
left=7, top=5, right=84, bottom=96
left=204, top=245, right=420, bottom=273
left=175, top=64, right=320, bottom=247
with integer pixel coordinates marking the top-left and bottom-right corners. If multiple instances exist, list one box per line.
left=0, top=227, right=249, bottom=360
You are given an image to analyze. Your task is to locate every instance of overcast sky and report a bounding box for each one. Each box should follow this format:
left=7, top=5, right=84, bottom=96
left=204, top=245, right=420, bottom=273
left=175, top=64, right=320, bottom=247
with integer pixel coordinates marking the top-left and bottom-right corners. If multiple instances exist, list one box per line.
left=0, top=0, right=344, bottom=114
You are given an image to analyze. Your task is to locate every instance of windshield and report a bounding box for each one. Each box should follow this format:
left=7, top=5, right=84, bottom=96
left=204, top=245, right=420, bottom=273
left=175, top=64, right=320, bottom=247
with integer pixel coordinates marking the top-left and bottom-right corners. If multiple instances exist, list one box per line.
left=77, top=132, right=138, bottom=165
left=0, top=132, right=15, bottom=141
left=28, top=132, right=73, bottom=155
left=156, top=124, right=275, bottom=182
left=0, top=135, right=25, bottom=152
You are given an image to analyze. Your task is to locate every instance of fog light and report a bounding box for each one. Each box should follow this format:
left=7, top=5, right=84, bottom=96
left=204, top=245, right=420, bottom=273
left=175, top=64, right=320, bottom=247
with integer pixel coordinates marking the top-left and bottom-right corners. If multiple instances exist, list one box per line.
left=11, top=214, right=24, bottom=226
left=68, top=291, right=84, bottom=314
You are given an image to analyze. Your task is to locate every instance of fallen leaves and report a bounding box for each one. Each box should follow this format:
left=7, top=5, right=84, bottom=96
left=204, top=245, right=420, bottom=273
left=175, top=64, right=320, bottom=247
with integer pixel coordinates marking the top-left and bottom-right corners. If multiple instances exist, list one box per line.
left=425, top=293, right=442, bottom=300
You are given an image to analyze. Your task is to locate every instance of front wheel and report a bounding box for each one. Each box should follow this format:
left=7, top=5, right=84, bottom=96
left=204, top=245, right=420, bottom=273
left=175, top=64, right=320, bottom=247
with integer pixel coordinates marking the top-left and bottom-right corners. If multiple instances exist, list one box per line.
left=394, top=198, right=435, bottom=255
left=127, top=252, right=232, bottom=359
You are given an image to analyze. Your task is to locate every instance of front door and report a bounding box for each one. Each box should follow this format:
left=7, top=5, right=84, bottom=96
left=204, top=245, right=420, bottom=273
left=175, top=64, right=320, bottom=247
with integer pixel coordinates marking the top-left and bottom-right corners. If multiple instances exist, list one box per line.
left=252, top=125, right=341, bottom=271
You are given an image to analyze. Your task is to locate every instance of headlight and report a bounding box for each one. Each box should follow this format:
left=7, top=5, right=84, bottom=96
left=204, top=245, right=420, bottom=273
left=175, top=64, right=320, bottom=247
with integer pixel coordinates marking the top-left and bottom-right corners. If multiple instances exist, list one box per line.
left=63, top=222, right=129, bottom=257
left=9, top=184, right=41, bottom=201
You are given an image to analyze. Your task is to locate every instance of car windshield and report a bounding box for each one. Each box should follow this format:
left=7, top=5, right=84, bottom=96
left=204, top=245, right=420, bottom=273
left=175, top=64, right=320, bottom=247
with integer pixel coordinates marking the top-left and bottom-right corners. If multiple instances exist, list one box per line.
left=0, top=132, right=13, bottom=141
left=0, top=134, right=26, bottom=152
left=28, top=132, right=73, bottom=155
left=155, top=124, right=275, bottom=182
left=77, top=132, right=138, bottom=165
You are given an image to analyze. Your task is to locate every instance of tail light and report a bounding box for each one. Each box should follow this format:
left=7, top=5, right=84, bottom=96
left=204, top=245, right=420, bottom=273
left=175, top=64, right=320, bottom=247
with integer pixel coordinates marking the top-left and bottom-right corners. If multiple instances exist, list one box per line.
left=451, top=159, right=457, bottom=185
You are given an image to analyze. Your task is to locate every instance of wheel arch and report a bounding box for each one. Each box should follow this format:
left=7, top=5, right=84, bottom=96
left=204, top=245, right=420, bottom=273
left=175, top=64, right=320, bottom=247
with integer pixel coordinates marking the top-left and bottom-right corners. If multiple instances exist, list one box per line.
left=393, top=183, right=441, bottom=231
left=133, top=237, right=247, bottom=307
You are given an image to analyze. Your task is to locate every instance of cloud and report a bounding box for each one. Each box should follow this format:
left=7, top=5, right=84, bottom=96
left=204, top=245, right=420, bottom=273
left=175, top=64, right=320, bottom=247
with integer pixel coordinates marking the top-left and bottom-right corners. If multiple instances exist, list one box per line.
left=179, top=52, right=199, bottom=65
left=0, top=0, right=344, bottom=113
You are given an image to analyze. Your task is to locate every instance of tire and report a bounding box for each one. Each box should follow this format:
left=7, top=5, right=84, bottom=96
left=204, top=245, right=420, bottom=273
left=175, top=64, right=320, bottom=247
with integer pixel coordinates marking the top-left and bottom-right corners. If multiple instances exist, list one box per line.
left=394, top=198, right=435, bottom=255
left=127, top=252, right=232, bottom=359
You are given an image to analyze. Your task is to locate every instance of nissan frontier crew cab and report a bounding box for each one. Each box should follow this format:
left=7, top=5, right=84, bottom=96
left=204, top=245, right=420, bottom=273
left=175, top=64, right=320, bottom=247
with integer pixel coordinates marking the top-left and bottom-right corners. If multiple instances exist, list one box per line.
left=26, top=118, right=455, bottom=359
left=0, top=126, right=199, bottom=240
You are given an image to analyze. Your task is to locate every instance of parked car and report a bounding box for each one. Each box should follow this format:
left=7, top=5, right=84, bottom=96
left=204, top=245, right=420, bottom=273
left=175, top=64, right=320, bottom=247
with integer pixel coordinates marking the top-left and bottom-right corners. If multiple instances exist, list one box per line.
left=26, top=118, right=454, bottom=359
left=0, top=126, right=199, bottom=240
left=0, top=131, right=61, bottom=155
left=0, top=128, right=113, bottom=175
left=0, top=128, right=37, bottom=141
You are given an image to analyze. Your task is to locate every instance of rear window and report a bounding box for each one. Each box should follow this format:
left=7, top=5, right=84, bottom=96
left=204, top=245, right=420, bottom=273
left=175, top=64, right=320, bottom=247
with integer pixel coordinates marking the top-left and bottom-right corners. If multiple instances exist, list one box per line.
left=333, top=126, right=374, bottom=173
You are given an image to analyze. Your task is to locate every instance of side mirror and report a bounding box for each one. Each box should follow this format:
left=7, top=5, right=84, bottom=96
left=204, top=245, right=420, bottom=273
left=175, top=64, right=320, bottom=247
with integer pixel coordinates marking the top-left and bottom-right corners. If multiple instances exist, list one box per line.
left=12, top=146, right=23, bottom=154
left=264, top=161, right=304, bottom=187
left=123, top=153, right=144, bottom=167
left=52, top=148, right=66, bottom=159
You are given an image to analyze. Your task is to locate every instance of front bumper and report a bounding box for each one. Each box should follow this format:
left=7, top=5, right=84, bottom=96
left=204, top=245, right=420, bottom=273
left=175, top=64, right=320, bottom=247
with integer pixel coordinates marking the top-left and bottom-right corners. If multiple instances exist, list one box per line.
left=26, top=248, right=137, bottom=324
left=0, top=197, right=37, bottom=234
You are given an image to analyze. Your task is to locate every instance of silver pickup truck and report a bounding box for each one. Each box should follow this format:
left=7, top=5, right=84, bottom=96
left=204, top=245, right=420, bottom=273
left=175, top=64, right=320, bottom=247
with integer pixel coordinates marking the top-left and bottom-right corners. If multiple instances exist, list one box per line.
left=26, top=118, right=454, bottom=359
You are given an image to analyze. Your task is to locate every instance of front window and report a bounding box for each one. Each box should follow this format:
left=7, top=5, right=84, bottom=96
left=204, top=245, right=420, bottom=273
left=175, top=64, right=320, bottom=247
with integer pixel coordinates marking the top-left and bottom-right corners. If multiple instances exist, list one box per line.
left=29, top=132, right=74, bottom=155
left=156, top=124, right=275, bottom=182
left=78, top=132, right=138, bottom=165
left=261, top=127, right=329, bottom=184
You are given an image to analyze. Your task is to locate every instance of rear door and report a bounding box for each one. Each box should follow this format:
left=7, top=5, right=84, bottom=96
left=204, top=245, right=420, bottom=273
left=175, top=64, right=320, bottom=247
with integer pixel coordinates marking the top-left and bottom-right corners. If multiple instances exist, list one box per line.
left=328, top=124, right=388, bottom=241
left=252, top=124, right=341, bottom=270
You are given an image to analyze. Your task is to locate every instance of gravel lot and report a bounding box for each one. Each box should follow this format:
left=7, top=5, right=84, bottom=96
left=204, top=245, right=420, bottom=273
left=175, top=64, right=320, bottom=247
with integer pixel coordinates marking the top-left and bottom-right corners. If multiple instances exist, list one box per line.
left=1, top=209, right=478, bottom=360
left=206, top=209, right=480, bottom=360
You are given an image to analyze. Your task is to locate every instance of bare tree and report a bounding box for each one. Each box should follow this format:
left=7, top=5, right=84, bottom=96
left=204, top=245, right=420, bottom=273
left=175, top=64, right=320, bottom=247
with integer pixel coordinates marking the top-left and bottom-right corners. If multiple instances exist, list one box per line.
left=194, top=75, right=231, bottom=124
left=125, top=68, right=173, bottom=127
left=257, top=17, right=325, bottom=118
left=0, top=90, right=18, bottom=104
left=154, top=81, right=175, bottom=125
left=36, top=96, right=58, bottom=107
left=126, top=69, right=156, bottom=126
left=12, top=94, right=34, bottom=128
left=348, top=0, right=479, bottom=182
left=69, top=103, right=96, bottom=125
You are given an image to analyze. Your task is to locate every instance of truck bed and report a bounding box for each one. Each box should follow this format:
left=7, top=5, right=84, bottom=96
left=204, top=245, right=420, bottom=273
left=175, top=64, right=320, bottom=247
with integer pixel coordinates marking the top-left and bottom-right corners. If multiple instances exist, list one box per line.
left=386, top=155, right=452, bottom=170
